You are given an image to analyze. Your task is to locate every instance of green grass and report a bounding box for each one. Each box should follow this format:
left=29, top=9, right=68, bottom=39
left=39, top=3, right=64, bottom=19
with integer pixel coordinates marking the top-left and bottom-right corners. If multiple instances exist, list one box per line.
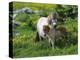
left=13, top=26, right=78, bottom=58
left=13, top=1, right=57, bottom=11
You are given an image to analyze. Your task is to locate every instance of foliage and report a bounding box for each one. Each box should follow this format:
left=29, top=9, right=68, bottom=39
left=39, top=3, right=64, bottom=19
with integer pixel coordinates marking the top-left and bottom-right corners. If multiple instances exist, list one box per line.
left=55, top=5, right=78, bottom=23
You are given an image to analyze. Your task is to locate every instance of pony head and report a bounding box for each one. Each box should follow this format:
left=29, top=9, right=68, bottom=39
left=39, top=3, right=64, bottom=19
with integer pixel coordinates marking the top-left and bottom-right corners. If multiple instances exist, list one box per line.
left=48, top=12, right=58, bottom=27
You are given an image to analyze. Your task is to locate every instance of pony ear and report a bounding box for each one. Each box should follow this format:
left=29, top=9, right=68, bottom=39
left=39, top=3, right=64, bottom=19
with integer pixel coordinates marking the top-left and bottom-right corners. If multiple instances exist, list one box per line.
left=52, top=12, right=58, bottom=19
left=48, top=12, right=58, bottom=21
left=47, top=13, right=53, bottom=24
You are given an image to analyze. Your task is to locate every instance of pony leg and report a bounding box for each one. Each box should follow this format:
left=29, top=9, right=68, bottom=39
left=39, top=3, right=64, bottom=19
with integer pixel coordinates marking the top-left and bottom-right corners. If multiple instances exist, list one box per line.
left=51, top=40, right=54, bottom=49
left=48, top=37, right=54, bottom=48
left=39, top=35, right=42, bottom=41
left=35, top=32, right=41, bottom=42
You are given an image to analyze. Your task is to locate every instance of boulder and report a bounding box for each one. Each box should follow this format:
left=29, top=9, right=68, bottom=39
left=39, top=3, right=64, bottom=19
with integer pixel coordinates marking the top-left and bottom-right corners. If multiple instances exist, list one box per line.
left=12, top=20, right=21, bottom=28
left=13, top=7, right=33, bottom=14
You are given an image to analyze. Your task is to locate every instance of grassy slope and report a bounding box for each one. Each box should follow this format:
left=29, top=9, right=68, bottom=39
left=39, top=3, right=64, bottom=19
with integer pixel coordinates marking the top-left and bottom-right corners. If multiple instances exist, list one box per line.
left=12, top=2, right=78, bottom=58
left=13, top=27, right=78, bottom=58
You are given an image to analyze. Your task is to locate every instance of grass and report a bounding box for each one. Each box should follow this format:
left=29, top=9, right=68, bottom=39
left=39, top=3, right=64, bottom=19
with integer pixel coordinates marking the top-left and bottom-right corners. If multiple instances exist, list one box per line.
left=13, top=26, right=78, bottom=58
left=13, top=2, right=57, bottom=11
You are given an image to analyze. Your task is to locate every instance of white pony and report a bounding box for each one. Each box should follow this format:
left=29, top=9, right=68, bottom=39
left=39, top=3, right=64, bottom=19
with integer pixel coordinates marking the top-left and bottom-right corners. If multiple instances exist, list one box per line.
left=36, top=12, right=58, bottom=48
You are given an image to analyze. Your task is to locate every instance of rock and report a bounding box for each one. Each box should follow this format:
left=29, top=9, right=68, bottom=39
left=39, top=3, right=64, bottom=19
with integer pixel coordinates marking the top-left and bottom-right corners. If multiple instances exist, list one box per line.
left=12, top=20, right=21, bottom=28
left=9, top=7, right=33, bottom=21
left=13, top=7, right=33, bottom=14
left=34, top=10, right=40, bottom=14
left=23, top=7, right=33, bottom=14
left=34, top=10, right=43, bottom=14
